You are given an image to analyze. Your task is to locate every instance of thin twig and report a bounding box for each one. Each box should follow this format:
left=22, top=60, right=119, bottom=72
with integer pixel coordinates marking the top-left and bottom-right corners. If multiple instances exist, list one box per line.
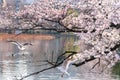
left=19, top=66, right=55, bottom=80
left=19, top=51, right=78, bottom=80
left=89, top=58, right=100, bottom=71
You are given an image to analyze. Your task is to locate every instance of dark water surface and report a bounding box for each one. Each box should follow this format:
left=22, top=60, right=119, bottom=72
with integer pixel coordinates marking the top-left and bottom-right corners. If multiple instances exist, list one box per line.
left=0, top=34, right=119, bottom=80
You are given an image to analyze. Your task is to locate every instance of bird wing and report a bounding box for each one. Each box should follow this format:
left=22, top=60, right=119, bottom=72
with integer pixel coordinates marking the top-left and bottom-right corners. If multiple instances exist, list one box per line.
left=57, top=59, right=75, bottom=76
left=23, top=43, right=32, bottom=46
left=57, top=66, right=70, bottom=76
left=8, top=40, right=22, bottom=47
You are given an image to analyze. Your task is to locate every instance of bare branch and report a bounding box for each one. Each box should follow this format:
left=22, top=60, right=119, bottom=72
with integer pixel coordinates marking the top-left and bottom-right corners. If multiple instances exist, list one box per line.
left=89, top=58, right=100, bottom=71
left=42, top=18, right=88, bottom=33
left=72, top=56, right=96, bottom=67
left=18, top=51, right=78, bottom=80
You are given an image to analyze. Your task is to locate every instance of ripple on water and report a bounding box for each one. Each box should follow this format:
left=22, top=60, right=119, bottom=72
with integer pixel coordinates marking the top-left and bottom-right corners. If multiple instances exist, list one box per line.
left=37, top=72, right=81, bottom=80
left=0, top=60, right=31, bottom=64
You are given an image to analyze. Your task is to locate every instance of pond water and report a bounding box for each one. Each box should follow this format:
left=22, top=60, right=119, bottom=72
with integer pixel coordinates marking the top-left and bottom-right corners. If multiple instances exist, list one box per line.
left=0, top=34, right=119, bottom=80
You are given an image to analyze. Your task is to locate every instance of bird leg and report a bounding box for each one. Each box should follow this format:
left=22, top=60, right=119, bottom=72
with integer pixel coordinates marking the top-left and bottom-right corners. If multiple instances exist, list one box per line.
left=22, top=53, right=25, bottom=56
left=61, top=73, right=65, bottom=77
left=12, top=53, right=17, bottom=57
left=12, top=53, right=14, bottom=57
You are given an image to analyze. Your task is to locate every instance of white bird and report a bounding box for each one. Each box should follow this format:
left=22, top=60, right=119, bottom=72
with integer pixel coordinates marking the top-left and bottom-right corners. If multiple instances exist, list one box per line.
left=7, top=40, right=33, bottom=56
left=57, top=56, right=77, bottom=77
left=7, top=40, right=33, bottom=50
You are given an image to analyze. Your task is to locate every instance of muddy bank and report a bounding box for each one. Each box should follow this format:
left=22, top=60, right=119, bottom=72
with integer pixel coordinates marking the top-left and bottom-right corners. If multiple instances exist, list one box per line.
left=0, top=33, right=55, bottom=41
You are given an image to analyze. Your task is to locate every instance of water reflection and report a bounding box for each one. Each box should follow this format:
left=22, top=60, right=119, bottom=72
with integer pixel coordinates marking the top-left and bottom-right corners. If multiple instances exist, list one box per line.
left=0, top=34, right=119, bottom=80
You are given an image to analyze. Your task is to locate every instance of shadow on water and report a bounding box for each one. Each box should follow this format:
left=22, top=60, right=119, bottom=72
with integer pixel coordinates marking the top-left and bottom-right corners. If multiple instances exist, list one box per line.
left=0, top=33, right=119, bottom=80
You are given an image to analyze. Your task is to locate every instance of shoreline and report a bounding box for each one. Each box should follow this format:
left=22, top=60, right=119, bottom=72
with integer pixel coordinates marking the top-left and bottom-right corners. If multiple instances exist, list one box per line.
left=0, top=33, right=55, bottom=41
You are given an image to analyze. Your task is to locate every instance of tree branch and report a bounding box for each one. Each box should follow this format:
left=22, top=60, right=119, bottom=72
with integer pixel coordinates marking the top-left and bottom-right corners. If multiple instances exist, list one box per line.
left=72, top=56, right=96, bottom=67
left=110, top=41, right=120, bottom=51
left=89, top=58, right=100, bottom=71
left=18, top=51, right=78, bottom=80
left=42, top=18, right=88, bottom=33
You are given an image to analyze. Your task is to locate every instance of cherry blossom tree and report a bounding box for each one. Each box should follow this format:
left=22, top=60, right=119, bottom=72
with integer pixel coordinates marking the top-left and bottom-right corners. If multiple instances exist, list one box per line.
left=0, top=0, right=120, bottom=79
left=15, top=0, right=120, bottom=66
left=0, top=0, right=16, bottom=29
left=0, top=10, right=13, bottom=30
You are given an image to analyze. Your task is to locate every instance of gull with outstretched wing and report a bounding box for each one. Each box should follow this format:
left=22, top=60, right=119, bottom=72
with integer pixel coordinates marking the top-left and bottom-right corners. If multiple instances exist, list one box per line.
left=57, top=56, right=78, bottom=77
left=7, top=40, right=33, bottom=56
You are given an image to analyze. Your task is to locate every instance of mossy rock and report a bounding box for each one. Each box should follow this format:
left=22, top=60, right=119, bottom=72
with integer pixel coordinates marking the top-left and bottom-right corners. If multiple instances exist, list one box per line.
left=67, top=8, right=79, bottom=17
left=64, top=37, right=80, bottom=57
left=112, top=62, right=120, bottom=76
